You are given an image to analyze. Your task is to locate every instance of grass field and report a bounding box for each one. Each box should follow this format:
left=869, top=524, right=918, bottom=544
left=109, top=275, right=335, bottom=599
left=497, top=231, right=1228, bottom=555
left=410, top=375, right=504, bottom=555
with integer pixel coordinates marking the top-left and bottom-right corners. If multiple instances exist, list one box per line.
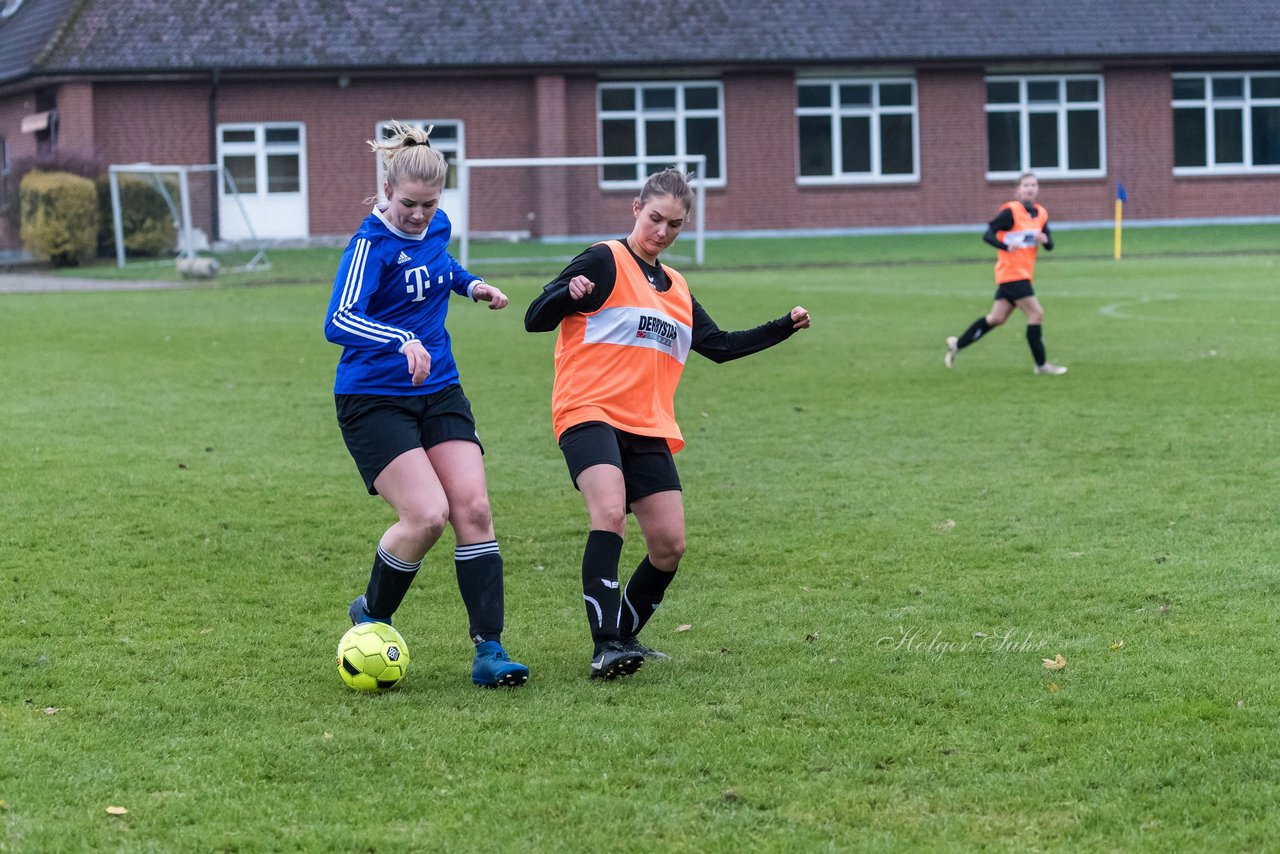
left=3, top=225, right=1279, bottom=851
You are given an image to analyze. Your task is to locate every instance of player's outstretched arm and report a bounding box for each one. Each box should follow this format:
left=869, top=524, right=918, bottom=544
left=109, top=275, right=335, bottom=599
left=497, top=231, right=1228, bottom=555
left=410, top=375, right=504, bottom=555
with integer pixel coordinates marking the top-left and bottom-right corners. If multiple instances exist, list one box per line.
left=690, top=296, right=809, bottom=364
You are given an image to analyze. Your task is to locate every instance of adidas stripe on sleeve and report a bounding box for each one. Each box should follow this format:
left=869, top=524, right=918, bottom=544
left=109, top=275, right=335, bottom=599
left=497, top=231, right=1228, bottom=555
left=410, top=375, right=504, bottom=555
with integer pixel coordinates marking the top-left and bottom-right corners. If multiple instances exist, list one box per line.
left=325, top=237, right=418, bottom=352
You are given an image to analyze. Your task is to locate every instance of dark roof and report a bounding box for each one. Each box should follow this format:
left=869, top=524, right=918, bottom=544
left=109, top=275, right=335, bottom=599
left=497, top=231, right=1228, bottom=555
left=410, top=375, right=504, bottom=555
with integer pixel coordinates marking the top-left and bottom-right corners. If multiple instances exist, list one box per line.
left=0, top=0, right=81, bottom=83
left=5, top=0, right=1280, bottom=84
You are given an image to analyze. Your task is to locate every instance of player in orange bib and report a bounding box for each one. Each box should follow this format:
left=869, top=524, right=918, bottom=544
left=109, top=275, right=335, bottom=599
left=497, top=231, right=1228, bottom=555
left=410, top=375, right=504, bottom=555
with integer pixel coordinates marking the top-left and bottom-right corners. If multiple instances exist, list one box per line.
left=525, top=168, right=811, bottom=680
left=944, top=172, right=1067, bottom=375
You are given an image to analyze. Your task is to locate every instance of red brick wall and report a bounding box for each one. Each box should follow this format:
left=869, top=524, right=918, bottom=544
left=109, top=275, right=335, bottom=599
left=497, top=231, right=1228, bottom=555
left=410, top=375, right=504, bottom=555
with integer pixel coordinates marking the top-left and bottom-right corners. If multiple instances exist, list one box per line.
left=88, top=76, right=548, bottom=240
left=0, top=92, right=41, bottom=164
left=530, top=74, right=569, bottom=238
left=0, top=91, right=41, bottom=250
left=229, top=74, right=544, bottom=237
left=5, top=64, right=1279, bottom=255
left=918, top=69, right=993, bottom=224
left=54, top=83, right=96, bottom=160
left=1097, top=66, right=1172, bottom=220
left=92, top=82, right=217, bottom=238
left=213, top=75, right=535, bottom=236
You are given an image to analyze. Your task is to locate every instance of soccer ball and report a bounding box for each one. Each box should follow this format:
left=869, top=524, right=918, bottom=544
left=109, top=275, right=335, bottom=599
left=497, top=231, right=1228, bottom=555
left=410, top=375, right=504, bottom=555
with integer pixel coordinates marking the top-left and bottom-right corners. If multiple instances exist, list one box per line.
left=337, top=622, right=410, bottom=692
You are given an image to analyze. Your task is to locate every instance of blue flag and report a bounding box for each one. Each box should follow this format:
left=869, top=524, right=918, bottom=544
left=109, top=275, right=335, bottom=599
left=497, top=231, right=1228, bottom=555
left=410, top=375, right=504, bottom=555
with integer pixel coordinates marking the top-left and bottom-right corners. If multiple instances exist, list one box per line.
left=1117, top=183, right=1128, bottom=203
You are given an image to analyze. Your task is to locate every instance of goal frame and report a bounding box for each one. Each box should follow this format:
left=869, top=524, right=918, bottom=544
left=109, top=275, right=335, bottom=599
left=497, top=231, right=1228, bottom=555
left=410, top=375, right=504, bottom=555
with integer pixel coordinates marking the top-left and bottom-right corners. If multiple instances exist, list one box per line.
left=106, top=162, right=269, bottom=271
left=455, top=154, right=706, bottom=269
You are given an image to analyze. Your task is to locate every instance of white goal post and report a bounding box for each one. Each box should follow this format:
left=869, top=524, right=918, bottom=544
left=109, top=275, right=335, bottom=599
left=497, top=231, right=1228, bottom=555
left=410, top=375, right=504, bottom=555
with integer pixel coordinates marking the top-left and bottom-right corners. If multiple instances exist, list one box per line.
left=107, top=163, right=269, bottom=271
left=455, top=154, right=706, bottom=270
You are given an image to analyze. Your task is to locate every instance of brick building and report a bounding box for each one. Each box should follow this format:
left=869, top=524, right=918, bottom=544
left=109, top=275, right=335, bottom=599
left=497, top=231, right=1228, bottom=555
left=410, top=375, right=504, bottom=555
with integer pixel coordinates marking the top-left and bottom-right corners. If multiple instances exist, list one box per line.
left=1, top=0, right=1278, bottom=253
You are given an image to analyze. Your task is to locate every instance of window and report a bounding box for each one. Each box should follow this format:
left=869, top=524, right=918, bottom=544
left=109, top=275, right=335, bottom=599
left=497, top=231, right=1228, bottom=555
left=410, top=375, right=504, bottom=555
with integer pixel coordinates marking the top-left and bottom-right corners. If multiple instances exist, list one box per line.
left=796, top=78, right=918, bottom=183
left=598, top=82, right=724, bottom=186
left=1173, top=71, right=1280, bottom=174
left=373, top=120, right=463, bottom=198
left=32, top=88, right=58, bottom=156
left=216, top=123, right=306, bottom=197
left=985, top=75, right=1105, bottom=178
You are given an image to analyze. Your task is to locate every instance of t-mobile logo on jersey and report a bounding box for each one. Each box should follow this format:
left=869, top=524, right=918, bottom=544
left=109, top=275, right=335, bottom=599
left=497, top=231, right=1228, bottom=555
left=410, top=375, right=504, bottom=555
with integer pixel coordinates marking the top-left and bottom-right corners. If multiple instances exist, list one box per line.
left=403, top=265, right=433, bottom=301
left=636, top=314, right=677, bottom=351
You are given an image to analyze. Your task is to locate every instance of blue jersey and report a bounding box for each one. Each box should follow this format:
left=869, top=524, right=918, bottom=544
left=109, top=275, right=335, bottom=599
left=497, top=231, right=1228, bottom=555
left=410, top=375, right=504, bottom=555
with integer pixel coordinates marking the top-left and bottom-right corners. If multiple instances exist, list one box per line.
left=324, top=207, right=480, bottom=395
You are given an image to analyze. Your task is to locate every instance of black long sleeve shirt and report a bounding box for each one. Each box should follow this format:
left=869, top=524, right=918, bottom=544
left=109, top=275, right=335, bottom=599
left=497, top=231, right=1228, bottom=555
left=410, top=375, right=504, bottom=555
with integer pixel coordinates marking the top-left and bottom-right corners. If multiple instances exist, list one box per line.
left=524, top=240, right=796, bottom=364
left=982, top=202, right=1054, bottom=252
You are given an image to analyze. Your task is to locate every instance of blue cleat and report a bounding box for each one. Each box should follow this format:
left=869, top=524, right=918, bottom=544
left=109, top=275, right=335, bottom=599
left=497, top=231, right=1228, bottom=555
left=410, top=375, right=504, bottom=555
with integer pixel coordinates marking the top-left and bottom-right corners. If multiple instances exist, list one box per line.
left=472, top=640, right=529, bottom=688
left=348, top=595, right=390, bottom=626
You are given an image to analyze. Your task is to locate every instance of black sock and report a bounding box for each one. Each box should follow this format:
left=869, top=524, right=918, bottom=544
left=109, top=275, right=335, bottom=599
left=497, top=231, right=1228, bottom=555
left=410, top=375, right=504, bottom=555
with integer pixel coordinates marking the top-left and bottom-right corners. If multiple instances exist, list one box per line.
left=621, top=556, right=677, bottom=639
left=957, top=316, right=992, bottom=349
left=582, top=530, right=624, bottom=649
left=455, top=541, right=504, bottom=644
left=1027, top=323, right=1046, bottom=366
left=365, top=544, right=421, bottom=620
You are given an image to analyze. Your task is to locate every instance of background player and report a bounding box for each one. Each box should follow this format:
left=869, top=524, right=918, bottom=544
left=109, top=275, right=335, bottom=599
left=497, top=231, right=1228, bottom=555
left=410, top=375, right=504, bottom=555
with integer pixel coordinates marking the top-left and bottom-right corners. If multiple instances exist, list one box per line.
left=324, top=122, right=528, bottom=688
left=944, top=172, right=1067, bottom=375
left=525, top=168, right=811, bottom=680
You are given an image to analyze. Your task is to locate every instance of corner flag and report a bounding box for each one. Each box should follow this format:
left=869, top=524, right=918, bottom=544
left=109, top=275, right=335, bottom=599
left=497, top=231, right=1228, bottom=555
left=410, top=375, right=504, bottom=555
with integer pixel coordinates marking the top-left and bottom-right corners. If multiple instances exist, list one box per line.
left=1114, top=183, right=1127, bottom=260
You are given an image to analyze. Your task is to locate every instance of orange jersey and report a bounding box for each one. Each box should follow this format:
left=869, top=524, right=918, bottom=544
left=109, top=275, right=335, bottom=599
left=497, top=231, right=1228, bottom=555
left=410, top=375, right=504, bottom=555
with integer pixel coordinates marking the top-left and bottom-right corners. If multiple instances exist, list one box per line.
left=551, top=241, right=694, bottom=452
left=994, top=201, right=1048, bottom=284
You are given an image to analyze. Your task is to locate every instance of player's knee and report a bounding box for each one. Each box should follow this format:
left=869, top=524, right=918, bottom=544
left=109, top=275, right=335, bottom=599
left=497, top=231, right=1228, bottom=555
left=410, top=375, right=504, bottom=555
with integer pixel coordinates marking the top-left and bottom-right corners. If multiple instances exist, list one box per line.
left=400, top=504, right=449, bottom=544
left=452, top=495, right=493, bottom=533
left=650, top=534, right=686, bottom=568
left=589, top=507, right=627, bottom=536
left=986, top=313, right=1007, bottom=327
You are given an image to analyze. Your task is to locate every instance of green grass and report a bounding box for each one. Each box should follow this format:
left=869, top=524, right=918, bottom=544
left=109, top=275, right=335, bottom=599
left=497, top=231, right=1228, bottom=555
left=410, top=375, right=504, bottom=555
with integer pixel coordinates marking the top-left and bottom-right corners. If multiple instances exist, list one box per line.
left=3, top=225, right=1279, bottom=851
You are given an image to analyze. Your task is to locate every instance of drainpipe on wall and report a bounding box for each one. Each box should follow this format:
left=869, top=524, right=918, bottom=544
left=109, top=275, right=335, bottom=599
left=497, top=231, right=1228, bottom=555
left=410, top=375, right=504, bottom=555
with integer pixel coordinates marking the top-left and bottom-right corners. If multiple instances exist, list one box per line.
left=209, top=68, right=220, bottom=242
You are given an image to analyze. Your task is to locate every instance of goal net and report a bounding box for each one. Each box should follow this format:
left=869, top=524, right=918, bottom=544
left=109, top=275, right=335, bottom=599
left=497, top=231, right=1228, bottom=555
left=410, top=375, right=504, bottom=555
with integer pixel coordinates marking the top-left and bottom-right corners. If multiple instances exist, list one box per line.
left=455, top=155, right=706, bottom=271
left=106, top=163, right=270, bottom=272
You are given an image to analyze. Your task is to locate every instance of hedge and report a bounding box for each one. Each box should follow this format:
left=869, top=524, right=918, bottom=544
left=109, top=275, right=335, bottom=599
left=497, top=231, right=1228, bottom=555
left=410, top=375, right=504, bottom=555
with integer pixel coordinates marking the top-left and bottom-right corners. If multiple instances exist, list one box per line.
left=20, top=170, right=99, bottom=266
left=96, top=175, right=177, bottom=258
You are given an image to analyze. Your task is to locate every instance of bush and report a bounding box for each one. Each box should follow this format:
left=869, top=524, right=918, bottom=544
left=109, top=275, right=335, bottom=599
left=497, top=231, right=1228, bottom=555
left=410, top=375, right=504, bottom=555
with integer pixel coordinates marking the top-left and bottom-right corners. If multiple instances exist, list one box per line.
left=96, top=175, right=177, bottom=258
left=1, top=151, right=102, bottom=249
left=20, top=170, right=99, bottom=266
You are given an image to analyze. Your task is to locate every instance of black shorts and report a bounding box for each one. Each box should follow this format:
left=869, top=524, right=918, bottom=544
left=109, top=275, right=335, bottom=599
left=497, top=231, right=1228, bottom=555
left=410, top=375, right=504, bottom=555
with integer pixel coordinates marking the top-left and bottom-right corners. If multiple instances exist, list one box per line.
left=995, top=280, right=1035, bottom=303
left=336, top=384, right=482, bottom=495
left=558, top=421, right=681, bottom=511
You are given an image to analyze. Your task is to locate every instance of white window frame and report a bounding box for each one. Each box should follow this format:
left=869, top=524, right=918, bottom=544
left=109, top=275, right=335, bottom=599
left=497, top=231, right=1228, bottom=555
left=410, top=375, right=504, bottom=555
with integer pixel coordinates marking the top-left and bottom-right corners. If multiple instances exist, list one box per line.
left=373, top=120, right=465, bottom=202
left=1172, top=71, right=1280, bottom=176
left=795, top=77, right=919, bottom=185
left=597, top=81, right=726, bottom=189
left=216, top=122, right=307, bottom=200
left=984, top=74, right=1107, bottom=180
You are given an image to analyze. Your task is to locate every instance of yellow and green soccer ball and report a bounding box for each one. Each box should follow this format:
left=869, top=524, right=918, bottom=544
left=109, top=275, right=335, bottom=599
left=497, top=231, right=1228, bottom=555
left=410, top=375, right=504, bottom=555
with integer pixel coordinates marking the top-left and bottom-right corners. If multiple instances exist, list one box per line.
left=337, top=622, right=410, bottom=692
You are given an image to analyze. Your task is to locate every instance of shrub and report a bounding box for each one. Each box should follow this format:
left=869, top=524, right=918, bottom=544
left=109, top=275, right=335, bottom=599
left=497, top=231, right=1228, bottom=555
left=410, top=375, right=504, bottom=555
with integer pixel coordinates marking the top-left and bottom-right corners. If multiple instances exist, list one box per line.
left=20, top=170, right=99, bottom=266
left=96, top=175, right=177, bottom=258
left=1, top=152, right=102, bottom=249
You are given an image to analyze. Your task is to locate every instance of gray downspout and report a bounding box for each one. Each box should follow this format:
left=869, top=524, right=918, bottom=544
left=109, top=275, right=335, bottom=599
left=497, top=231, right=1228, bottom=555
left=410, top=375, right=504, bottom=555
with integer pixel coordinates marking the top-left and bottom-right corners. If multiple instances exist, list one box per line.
left=209, top=68, right=220, bottom=242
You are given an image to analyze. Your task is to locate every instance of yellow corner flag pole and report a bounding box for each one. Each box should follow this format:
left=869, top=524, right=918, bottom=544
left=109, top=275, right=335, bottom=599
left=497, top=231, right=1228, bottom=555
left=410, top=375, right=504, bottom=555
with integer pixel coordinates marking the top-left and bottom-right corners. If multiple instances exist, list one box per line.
left=1113, top=183, right=1127, bottom=261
